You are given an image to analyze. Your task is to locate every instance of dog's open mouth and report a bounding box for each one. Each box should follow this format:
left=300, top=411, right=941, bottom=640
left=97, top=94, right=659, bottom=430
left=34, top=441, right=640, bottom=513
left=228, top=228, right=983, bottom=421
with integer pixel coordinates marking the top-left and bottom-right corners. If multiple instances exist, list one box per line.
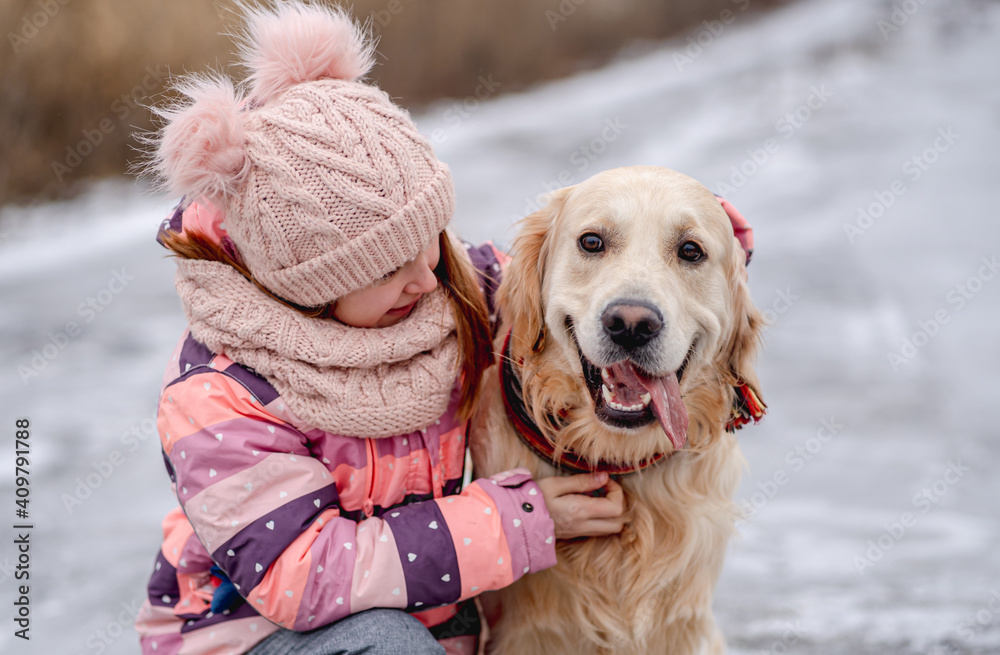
left=572, top=323, right=692, bottom=451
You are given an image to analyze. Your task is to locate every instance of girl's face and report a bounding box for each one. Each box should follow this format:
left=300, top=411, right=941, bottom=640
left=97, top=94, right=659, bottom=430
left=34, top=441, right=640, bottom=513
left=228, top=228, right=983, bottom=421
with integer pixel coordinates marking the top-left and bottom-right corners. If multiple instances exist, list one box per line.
left=332, top=235, right=442, bottom=328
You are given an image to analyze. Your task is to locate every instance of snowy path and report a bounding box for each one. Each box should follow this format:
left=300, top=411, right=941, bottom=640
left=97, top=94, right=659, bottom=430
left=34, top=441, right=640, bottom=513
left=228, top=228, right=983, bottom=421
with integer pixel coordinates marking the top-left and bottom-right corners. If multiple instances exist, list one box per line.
left=1, top=0, right=998, bottom=652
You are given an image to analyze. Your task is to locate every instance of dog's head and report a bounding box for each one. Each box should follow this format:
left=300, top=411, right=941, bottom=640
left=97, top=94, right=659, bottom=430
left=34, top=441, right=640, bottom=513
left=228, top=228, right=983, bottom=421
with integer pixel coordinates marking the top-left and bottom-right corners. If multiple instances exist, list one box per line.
left=499, top=166, right=763, bottom=465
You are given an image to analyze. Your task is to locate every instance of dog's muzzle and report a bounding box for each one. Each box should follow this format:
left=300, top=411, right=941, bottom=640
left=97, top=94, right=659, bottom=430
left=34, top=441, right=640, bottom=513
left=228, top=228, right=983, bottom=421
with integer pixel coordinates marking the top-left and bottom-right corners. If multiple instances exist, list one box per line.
left=570, top=316, right=691, bottom=451
left=601, top=300, right=663, bottom=351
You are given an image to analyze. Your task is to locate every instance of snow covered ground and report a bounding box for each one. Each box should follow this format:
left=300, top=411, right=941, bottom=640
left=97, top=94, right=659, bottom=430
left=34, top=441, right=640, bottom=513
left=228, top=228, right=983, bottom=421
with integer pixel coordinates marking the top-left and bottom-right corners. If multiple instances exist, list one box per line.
left=1, top=0, right=998, bottom=652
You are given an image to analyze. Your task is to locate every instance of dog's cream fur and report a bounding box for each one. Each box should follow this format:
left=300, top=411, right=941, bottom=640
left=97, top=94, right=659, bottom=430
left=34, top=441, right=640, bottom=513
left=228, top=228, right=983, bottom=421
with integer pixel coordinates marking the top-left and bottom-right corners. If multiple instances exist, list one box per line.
left=470, top=166, right=764, bottom=655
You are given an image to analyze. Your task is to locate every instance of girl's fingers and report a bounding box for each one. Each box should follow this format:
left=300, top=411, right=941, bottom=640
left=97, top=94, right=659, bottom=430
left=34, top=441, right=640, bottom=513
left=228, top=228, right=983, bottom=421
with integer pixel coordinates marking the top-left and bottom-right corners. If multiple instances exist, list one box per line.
left=547, top=471, right=609, bottom=496
left=539, top=473, right=628, bottom=538
left=576, top=491, right=625, bottom=520
left=602, top=479, right=625, bottom=513
left=577, top=518, right=627, bottom=537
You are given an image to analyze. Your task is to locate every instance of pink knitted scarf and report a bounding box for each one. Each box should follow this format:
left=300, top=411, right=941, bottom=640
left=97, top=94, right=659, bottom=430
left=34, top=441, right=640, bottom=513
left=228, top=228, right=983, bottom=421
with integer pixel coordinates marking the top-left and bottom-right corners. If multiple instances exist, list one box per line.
left=174, top=258, right=458, bottom=438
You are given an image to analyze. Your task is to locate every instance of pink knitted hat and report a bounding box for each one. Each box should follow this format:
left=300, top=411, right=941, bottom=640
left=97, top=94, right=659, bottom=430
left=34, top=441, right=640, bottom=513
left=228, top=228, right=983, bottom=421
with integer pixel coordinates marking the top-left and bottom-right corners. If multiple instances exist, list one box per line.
left=151, top=1, right=454, bottom=307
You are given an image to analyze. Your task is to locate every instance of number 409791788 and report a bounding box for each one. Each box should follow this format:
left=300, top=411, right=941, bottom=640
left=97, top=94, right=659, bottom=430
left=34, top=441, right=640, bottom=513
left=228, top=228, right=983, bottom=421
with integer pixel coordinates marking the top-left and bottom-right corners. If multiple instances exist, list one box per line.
left=15, top=418, right=30, bottom=519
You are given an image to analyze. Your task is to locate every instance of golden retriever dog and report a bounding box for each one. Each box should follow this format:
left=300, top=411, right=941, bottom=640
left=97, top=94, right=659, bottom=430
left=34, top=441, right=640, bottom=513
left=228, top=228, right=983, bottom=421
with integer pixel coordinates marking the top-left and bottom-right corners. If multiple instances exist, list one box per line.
left=470, top=166, right=765, bottom=655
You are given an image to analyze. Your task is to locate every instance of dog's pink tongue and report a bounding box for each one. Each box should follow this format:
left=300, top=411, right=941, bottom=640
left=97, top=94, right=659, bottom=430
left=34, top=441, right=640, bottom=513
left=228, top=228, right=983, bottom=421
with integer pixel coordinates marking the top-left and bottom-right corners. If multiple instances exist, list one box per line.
left=611, top=363, right=689, bottom=451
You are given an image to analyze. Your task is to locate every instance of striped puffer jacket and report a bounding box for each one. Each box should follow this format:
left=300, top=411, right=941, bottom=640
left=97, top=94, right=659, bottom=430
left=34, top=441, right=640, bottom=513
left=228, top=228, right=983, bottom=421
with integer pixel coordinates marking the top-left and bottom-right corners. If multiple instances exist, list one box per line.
left=134, top=242, right=556, bottom=655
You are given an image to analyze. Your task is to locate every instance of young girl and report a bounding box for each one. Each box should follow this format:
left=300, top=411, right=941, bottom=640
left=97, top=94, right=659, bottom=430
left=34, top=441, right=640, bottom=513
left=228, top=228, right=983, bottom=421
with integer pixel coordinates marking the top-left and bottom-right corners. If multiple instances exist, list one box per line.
left=134, top=3, right=624, bottom=654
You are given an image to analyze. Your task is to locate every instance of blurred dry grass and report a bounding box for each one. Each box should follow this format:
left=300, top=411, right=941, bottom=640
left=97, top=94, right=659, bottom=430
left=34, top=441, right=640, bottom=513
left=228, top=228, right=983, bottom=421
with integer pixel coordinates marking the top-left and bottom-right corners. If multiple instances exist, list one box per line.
left=0, top=0, right=779, bottom=207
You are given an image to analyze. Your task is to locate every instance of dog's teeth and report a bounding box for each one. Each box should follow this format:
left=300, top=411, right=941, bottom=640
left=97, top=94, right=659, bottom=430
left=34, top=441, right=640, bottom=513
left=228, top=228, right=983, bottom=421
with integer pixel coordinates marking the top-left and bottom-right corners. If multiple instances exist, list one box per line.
left=601, top=368, right=612, bottom=383
left=602, top=384, right=614, bottom=404
left=639, top=392, right=651, bottom=406
left=607, top=398, right=644, bottom=413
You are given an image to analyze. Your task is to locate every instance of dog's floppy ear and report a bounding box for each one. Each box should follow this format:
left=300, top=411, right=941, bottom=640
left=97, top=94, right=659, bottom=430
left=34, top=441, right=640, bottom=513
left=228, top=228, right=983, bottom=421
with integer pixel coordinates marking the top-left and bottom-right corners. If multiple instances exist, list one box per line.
left=719, top=241, right=765, bottom=414
left=498, top=186, right=575, bottom=358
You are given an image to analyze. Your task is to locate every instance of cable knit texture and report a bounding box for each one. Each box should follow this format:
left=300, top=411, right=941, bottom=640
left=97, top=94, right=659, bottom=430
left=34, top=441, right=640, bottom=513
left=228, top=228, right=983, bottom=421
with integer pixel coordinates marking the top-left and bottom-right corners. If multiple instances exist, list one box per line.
left=230, top=79, right=455, bottom=307
left=151, top=1, right=454, bottom=307
left=174, top=256, right=458, bottom=438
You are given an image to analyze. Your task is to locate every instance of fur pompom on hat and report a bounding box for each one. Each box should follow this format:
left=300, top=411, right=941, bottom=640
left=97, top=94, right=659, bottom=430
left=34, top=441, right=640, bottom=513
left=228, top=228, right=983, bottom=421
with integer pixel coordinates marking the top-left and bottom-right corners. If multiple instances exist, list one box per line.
left=150, top=1, right=454, bottom=307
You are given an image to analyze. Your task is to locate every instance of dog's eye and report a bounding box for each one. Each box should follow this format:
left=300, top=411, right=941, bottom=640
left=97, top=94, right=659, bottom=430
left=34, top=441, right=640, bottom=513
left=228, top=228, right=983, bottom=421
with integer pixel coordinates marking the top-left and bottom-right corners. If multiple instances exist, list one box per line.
left=579, top=233, right=605, bottom=253
left=678, top=241, right=704, bottom=262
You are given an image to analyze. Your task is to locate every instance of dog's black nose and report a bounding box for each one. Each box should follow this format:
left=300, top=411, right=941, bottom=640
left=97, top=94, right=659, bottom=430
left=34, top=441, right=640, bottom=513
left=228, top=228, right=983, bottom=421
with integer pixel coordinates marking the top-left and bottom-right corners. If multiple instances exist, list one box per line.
left=601, top=301, right=663, bottom=350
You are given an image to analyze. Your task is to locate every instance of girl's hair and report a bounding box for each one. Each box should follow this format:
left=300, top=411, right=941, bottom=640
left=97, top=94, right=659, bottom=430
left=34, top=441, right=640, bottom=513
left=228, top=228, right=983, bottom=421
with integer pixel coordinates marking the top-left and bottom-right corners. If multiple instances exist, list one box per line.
left=160, top=227, right=494, bottom=420
left=435, top=233, right=495, bottom=419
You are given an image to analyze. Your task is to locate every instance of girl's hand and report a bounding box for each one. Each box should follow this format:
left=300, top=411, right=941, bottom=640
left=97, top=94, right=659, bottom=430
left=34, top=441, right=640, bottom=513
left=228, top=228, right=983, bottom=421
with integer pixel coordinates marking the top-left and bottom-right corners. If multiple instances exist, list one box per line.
left=537, top=471, right=626, bottom=540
